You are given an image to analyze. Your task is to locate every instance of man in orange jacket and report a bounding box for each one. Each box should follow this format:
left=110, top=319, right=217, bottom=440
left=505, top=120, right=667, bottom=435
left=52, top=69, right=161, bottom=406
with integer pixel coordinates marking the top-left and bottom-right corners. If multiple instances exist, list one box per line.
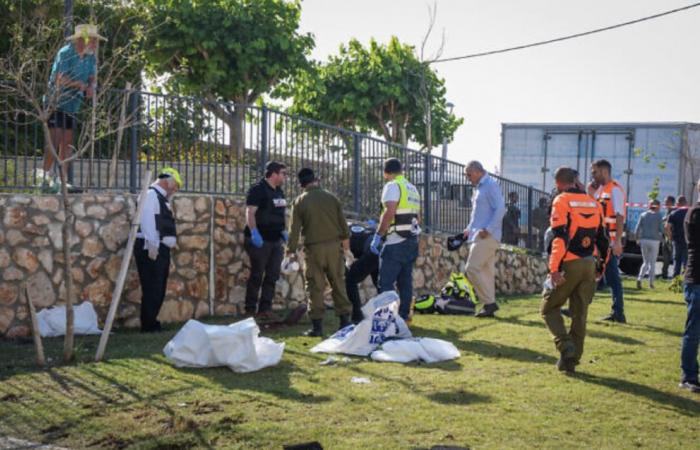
left=590, top=159, right=627, bottom=323
left=541, top=167, right=610, bottom=373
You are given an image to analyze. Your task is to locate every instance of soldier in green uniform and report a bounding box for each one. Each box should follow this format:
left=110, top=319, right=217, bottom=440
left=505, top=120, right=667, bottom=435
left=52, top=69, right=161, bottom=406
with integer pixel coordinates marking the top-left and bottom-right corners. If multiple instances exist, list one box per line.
left=286, top=168, right=353, bottom=336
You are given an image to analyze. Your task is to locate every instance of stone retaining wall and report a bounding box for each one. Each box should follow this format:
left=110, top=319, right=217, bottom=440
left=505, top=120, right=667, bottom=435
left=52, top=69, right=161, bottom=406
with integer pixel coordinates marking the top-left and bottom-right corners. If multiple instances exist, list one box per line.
left=0, top=193, right=547, bottom=337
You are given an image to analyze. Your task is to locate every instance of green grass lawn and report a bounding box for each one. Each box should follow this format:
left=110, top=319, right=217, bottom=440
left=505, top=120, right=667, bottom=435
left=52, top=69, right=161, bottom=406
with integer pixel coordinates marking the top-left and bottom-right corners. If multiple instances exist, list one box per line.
left=1, top=278, right=698, bottom=450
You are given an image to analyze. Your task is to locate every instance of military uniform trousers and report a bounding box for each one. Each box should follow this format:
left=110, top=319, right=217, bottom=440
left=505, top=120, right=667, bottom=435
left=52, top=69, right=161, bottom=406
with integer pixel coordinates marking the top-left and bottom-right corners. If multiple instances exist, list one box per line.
left=304, top=240, right=352, bottom=320
left=541, top=258, right=597, bottom=362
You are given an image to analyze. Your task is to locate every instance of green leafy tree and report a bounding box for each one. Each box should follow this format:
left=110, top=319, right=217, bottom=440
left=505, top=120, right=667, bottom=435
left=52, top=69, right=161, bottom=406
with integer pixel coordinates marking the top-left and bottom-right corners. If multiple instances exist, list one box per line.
left=1, top=12, right=145, bottom=362
left=278, top=37, right=462, bottom=150
left=140, top=0, right=314, bottom=156
left=0, top=1, right=146, bottom=86
left=634, top=147, right=667, bottom=201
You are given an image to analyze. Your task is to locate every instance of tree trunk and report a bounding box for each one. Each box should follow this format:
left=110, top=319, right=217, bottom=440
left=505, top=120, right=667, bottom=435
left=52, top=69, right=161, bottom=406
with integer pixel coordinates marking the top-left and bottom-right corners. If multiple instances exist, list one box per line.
left=425, top=99, right=432, bottom=151
left=204, top=97, right=247, bottom=161
left=58, top=165, right=75, bottom=362
left=108, top=83, right=132, bottom=188
left=40, top=121, right=75, bottom=362
left=230, top=106, right=246, bottom=160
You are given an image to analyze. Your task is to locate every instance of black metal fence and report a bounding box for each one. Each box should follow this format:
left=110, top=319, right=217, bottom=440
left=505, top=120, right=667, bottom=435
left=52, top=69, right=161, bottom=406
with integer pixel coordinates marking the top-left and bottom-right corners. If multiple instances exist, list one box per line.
left=0, top=89, right=551, bottom=250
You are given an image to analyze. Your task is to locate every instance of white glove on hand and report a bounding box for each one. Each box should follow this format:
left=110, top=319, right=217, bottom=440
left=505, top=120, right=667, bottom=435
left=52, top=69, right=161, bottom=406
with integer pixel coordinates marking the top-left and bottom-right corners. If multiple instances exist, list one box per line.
left=344, top=250, right=355, bottom=269
left=146, top=241, right=159, bottom=261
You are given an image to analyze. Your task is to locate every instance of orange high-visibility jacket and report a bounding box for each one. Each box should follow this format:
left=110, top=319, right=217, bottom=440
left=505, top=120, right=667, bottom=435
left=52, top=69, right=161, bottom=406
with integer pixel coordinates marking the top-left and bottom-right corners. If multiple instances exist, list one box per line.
left=549, top=189, right=610, bottom=273
left=596, top=180, right=626, bottom=241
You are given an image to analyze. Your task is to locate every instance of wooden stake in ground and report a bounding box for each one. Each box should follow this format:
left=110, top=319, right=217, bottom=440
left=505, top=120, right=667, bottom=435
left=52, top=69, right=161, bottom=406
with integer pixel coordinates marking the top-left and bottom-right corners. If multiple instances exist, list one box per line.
left=95, top=170, right=152, bottom=362
left=24, top=283, right=45, bottom=367
left=209, top=198, right=215, bottom=316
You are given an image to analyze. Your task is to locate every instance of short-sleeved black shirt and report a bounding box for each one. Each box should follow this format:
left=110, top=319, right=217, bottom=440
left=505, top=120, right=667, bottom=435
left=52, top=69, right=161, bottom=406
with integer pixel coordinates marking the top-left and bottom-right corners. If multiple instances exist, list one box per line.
left=684, top=203, right=700, bottom=285
left=244, top=179, right=286, bottom=241
left=669, top=207, right=689, bottom=243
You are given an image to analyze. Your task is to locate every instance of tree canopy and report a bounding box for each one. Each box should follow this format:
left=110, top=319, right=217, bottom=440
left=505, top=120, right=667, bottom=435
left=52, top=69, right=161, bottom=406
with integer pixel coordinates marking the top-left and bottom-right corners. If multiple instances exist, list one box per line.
left=139, top=0, right=314, bottom=154
left=140, top=0, right=314, bottom=104
left=0, top=1, right=146, bottom=87
left=278, top=36, right=462, bottom=150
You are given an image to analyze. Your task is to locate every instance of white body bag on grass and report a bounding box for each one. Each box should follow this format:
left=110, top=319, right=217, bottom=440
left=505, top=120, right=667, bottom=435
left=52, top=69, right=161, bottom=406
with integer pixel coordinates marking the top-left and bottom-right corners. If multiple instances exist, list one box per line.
left=311, top=291, right=411, bottom=356
left=311, top=291, right=460, bottom=363
left=371, top=338, right=460, bottom=363
left=163, top=318, right=284, bottom=373
left=37, top=302, right=102, bottom=337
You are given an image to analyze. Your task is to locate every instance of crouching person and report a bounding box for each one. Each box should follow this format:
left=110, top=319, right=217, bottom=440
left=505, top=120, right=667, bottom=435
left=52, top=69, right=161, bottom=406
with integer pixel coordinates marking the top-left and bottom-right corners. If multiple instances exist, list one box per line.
left=134, top=168, right=182, bottom=332
left=541, top=167, right=609, bottom=373
left=346, top=221, right=380, bottom=323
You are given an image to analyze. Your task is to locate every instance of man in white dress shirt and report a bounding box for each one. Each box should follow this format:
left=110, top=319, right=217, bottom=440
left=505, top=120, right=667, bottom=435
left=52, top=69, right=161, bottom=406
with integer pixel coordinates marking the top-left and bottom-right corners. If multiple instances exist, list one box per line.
left=134, top=168, right=182, bottom=332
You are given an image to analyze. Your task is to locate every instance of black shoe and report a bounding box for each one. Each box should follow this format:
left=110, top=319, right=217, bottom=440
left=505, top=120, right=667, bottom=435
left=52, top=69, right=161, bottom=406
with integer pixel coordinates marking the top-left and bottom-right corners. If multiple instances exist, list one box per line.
left=283, top=304, right=307, bottom=326
left=303, top=319, right=323, bottom=337
left=678, top=380, right=700, bottom=393
left=601, top=313, right=626, bottom=324
left=351, top=313, right=364, bottom=325
left=338, top=315, right=351, bottom=330
left=255, top=310, right=282, bottom=324
left=636, top=280, right=642, bottom=289
left=141, top=322, right=162, bottom=333
left=561, top=308, right=571, bottom=318
left=475, top=303, right=499, bottom=318
left=556, top=343, right=577, bottom=373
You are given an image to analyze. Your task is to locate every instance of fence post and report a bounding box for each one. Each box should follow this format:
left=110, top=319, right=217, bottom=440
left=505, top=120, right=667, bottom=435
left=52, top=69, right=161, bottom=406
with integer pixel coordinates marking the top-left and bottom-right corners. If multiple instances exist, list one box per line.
left=128, top=91, right=139, bottom=193
left=527, top=186, right=533, bottom=250
left=259, top=106, right=269, bottom=176
left=423, top=153, right=432, bottom=230
left=353, top=133, right=361, bottom=215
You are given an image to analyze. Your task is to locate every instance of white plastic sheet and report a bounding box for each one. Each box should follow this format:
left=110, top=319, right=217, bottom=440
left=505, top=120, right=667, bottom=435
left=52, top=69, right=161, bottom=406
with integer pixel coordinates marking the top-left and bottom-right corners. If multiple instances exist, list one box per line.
left=280, top=257, right=300, bottom=275
left=311, top=291, right=461, bottom=363
left=37, top=301, right=102, bottom=337
left=370, top=338, right=461, bottom=363
left=163, top=318, right=284, bottom=373
left=310, top=291, right=412, bottom=356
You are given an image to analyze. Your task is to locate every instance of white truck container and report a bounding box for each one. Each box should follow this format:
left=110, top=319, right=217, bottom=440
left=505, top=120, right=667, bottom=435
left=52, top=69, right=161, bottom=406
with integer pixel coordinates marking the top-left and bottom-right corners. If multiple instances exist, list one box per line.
left=501, top=122, right=700, bottom=274
left=500, top=122, right=700, bottom=204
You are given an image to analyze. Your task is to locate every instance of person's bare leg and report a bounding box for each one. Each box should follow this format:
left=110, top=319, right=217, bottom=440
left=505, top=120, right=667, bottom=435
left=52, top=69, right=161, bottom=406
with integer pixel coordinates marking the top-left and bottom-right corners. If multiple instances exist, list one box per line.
left=44, top=127, right=62, bottom=174
left=59, top=128, right=73, bottom=183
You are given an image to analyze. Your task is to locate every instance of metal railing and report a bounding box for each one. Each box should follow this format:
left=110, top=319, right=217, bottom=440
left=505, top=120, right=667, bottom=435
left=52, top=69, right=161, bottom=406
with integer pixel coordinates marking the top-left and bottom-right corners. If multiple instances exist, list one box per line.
left=0, top=89, right=551, bottom=250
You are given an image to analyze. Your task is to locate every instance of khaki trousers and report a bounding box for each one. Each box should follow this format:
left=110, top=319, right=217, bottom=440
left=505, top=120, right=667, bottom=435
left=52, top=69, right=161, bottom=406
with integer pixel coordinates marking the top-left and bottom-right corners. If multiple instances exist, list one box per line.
left=465, top=236, right=499, bottom=305
left=540, top=258, right=596, bottom=362
left=304, top=241, right=352, bottom=320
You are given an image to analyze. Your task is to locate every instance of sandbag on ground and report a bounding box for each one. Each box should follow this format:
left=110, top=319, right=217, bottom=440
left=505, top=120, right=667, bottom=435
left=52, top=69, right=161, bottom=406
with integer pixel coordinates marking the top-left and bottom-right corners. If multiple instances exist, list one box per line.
left=163, top=318, right=284, bottom=373
left=37, top=302, right=102, bottom=337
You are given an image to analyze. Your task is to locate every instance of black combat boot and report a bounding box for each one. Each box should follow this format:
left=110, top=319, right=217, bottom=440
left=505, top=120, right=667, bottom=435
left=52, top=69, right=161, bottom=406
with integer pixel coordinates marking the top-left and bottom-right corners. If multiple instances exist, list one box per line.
left=556, top=342, right=577, bottom=373
left=303, top=319, right=323, bottom=337
left=338, top=315, right=351, bottom=330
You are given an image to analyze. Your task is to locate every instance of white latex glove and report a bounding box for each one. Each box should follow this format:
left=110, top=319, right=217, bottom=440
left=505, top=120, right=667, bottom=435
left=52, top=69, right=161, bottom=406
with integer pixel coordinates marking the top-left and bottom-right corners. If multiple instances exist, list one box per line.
left=344, top=250, right=355, bottom=269
left=146, top=241, right=159, bottom=261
